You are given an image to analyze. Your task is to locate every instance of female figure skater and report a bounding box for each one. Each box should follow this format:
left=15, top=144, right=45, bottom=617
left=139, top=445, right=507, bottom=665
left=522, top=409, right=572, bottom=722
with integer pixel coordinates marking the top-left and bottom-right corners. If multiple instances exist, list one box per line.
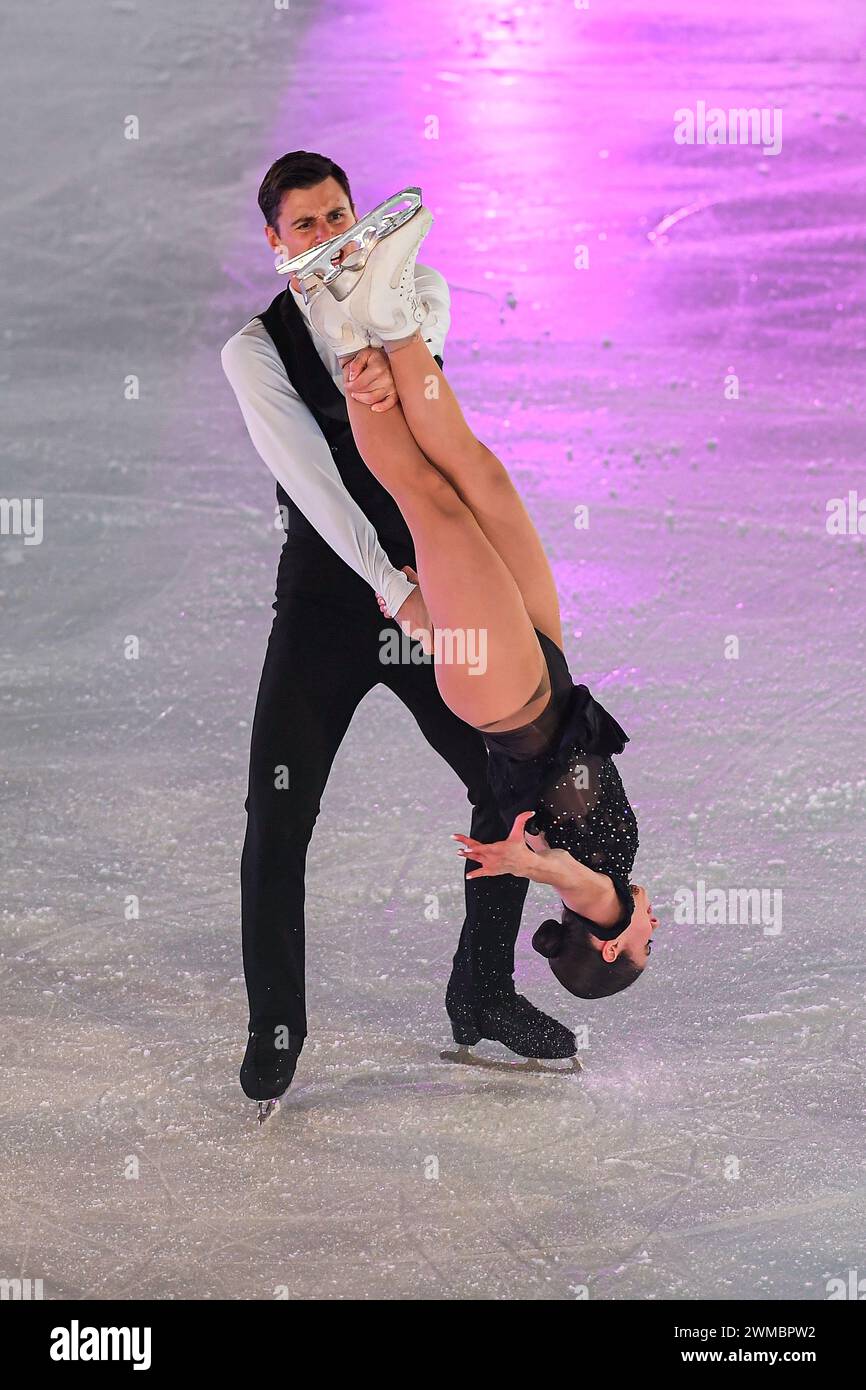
left=292, top=201, right=658, bottom=1012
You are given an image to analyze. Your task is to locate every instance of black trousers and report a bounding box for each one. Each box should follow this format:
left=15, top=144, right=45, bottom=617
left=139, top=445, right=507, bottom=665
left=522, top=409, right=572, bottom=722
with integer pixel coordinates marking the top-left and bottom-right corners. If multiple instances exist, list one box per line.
left=241, top=540, right=530, bottom=1035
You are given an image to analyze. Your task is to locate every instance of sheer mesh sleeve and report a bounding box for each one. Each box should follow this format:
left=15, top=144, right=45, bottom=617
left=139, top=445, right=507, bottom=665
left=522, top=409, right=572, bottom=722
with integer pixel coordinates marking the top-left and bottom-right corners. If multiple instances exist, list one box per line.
left=536, top=749, right=640, bottom=938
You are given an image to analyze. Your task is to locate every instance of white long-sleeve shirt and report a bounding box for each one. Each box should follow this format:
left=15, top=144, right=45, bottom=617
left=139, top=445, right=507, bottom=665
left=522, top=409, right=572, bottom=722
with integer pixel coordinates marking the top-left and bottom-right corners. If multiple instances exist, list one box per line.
left=221, top=263, right=450, bottom=617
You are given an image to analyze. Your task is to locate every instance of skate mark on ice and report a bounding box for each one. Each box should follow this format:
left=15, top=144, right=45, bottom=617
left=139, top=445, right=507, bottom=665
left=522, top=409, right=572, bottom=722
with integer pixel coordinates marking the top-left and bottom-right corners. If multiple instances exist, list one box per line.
left=647, top=198, right=718, bottom=243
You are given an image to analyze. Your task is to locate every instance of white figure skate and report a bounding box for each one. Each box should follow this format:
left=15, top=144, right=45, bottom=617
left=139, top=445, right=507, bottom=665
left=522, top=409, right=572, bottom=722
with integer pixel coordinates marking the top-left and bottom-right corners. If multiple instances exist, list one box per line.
left=306, top=279, right=374, bottom=357
left=342, top=205, right=434, bottom=342
left=275, top=187, right=424, bottom=305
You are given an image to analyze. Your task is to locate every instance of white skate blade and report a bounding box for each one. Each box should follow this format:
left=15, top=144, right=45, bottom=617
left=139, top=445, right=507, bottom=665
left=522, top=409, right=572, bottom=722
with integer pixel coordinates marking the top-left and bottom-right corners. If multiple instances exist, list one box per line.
left=439, top=1044, right=582, bottom=1076
left=275, top=187, right=424, bottom=303
left=255, top=1097, right=282, bottom=1126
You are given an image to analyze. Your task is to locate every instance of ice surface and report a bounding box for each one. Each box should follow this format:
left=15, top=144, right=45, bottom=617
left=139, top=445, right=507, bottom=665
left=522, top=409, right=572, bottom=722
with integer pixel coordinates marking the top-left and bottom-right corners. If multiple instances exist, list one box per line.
left=1, top=0, right=864, bottom=1300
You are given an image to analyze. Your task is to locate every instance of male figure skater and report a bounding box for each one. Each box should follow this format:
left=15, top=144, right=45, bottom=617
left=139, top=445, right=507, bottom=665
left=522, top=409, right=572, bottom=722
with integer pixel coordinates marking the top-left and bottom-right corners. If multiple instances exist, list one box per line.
left=221, top=151, right=574, bottom=1115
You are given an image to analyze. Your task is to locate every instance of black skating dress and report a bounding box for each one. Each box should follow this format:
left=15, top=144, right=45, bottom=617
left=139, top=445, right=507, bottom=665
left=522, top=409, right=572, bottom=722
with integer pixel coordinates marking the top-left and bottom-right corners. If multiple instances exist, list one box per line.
left=481, top=629, right=639, bottom=940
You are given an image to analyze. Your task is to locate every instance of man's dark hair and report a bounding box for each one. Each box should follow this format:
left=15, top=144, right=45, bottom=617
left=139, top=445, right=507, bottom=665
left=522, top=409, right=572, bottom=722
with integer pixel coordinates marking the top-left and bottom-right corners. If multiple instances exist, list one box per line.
left=532, top=918, right=645, bottom=999
left=257, top=151, right=355, bottom=231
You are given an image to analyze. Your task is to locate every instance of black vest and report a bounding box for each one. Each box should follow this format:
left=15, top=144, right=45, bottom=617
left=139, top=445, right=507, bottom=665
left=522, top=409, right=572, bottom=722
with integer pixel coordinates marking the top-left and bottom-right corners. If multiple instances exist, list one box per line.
left=258, top=288, right=417, bottom=586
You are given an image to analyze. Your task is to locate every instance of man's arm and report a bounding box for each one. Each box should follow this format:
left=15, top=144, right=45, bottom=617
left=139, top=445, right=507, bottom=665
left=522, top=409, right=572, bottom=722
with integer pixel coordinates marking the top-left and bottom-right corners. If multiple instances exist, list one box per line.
left=221, top=320, right=415, bottom=618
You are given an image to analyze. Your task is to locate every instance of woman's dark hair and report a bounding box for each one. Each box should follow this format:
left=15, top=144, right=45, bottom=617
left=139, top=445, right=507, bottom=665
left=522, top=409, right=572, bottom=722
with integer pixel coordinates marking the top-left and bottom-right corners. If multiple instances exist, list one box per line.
left=257, top=151, right=355, bottom=231
left=532, top=918, right=644, bottom=999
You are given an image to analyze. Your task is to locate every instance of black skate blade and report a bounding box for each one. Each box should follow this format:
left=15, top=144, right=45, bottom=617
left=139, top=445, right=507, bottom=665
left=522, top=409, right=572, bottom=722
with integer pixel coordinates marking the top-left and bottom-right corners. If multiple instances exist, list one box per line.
left=255, top=1097, right=281, bottom=1126
left=439, top=1044, right=582, bottom=1076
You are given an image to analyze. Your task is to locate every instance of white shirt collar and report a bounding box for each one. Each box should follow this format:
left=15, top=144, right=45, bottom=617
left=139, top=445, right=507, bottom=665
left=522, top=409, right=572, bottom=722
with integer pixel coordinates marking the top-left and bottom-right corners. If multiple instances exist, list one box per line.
left=288, top=280, right=312, bottom=320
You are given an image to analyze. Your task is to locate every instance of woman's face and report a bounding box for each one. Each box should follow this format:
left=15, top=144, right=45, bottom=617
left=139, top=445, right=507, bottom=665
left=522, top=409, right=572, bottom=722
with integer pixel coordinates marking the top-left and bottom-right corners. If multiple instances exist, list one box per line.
left=601, top=884, right=659, bottom=965
left=526, top=825, right=659, bottom=965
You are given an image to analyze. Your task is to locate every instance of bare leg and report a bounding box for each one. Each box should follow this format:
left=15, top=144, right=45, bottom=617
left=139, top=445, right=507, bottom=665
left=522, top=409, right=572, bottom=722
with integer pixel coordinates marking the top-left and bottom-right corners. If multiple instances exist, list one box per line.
left=365, top=332, right=563, bottom=649
left=341, top=368, right=551, bottom=732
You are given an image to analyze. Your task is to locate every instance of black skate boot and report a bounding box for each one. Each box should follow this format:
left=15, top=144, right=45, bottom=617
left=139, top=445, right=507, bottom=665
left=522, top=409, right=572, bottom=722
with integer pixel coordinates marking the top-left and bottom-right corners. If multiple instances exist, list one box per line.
left=443, top=977, right=581, bottom=1074
left=240, top=1028, right=305, bottom=1124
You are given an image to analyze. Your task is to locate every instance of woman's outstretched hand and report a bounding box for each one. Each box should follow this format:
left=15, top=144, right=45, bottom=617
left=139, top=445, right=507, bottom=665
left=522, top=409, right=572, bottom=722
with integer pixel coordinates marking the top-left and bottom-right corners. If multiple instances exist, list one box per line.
left=453, top=812, right=553, bottom=881
left=346, top=347, right=398, bottom=412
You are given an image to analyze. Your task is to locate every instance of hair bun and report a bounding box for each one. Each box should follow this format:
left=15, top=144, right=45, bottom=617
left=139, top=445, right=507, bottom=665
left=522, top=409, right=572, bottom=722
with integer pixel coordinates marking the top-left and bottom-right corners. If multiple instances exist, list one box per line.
left=532, top=918, right=566, bottom=959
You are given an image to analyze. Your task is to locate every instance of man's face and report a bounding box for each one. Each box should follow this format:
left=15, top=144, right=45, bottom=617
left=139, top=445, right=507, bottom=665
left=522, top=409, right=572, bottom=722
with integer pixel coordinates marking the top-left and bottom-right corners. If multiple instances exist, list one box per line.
left=265, top=177, right=356, bottom=260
